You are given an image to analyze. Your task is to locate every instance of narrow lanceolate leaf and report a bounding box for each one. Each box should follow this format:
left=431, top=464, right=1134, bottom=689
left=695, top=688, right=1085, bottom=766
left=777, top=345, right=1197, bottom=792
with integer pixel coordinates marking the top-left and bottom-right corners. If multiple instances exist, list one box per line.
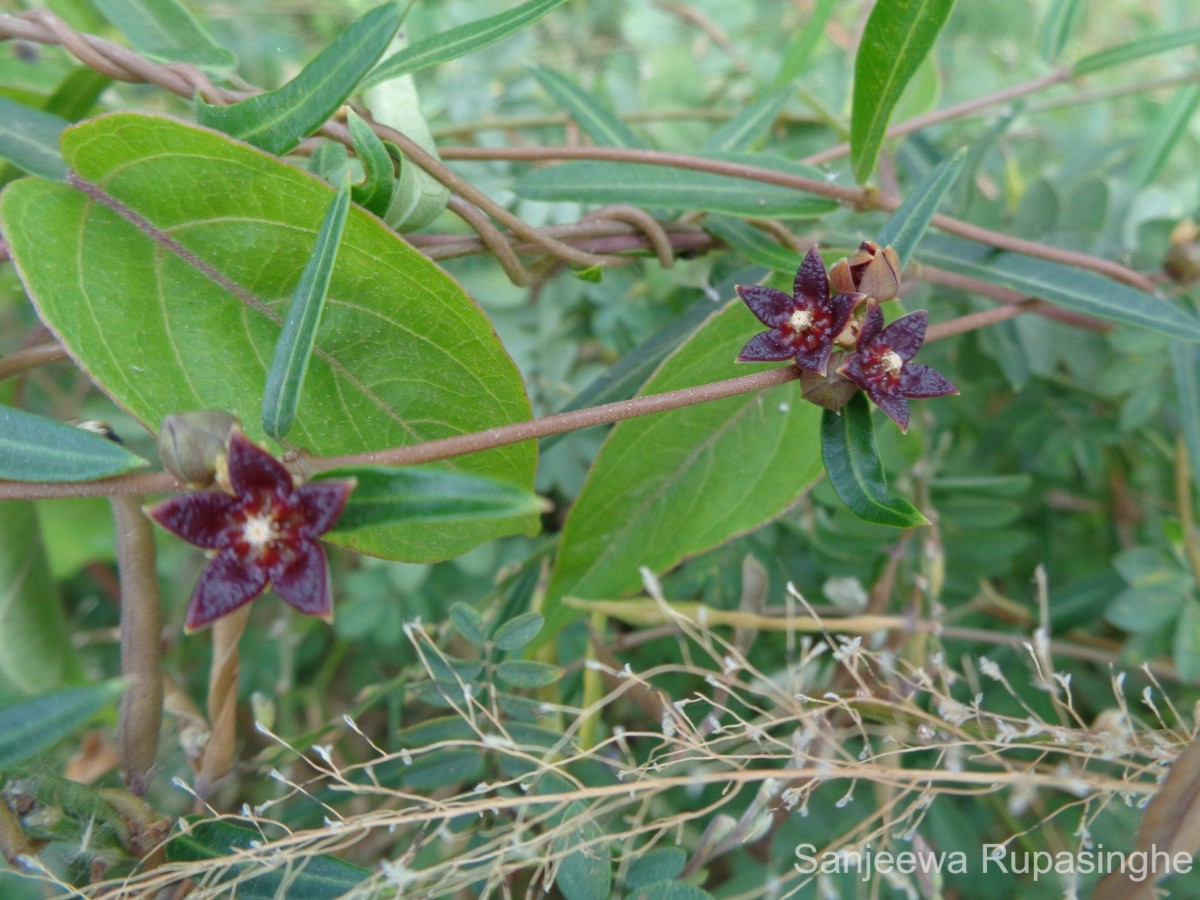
left=514, top=154, right=839, bottom=219
left=346, top=110, right=396, bottom=216
left=704, top=216, right=803, bottom=273
left=0, top=682, right=124, bottom=768
left=532, top=65, right=647, bottom=148
left=167, top=820, right=370, bottom=899
left=95, top=0, right=236, bottom=70
left=772, top=0, right=837, bottom=87
left=197, top=2, right=404, bottom=155
left=365, top=0, right=571, bottom=87
left=1073, top=26, right=1200, bottom=76
left=915, top=234, right=1200, bottom=341
left=1039, top=0, right=1084, bottom=63
left=318, top=466, right=545, bottom=537
left=850, top=0, right=957, bottom=183
left=262, top=176, right=352, bottom=441
left=874, top=148, right=965, bottom=269
left=0, top=98, right=67, bottom=180
left=1172, top=340, right=1200, bottom=486
left=0, top=113, right=536, bottom=562
left=1129, top=84, right=1200, bottom=190
left=0, top=405, right=148, bottom=482
left=821, top=394, right=927, bottom=528
left=543, top=297, right=825, bottom=636
left=703, top=87, right=791, bottom=153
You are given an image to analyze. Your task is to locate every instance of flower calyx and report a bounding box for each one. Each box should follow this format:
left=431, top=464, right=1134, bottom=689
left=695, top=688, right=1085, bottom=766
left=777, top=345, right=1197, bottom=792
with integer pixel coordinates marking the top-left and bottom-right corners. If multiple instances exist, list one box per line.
left=829, top=240, right=901, bottom=303
left=145, top=428, right=355, bottom=632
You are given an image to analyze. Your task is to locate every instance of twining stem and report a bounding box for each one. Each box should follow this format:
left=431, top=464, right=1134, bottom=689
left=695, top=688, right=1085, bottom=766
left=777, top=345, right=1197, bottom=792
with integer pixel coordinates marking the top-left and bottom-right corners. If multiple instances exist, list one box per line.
left=196, top=604, right=251, bottom=805
left=109, top=495, right=164, bottom=797
left=0, top=341, right=68, bottom=383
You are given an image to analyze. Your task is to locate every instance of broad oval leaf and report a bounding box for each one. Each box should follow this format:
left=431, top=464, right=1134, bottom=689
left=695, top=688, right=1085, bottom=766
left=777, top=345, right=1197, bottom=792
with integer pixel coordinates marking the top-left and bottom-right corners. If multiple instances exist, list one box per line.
left=820, top=394, right=927, bottom=528
left=262, top=176, right=352, bottom=441
left=553, top=801, right=612, bottom=900
left=496, top=659, right=562, bottom=688
left=0, top=682, right=123, bottom=768
left=166, top=819, right=370, bottom=899
left=874, top=148, right=965, bottom=268
left=0, top=404, right=148, bottom=482
left=514, top=154, right=840, bottom=219
left=96, top=0, right=237, bottom=70
left=0, top=113, right=536, bottom=562
left=365, top=0, right=571, bottom=87
left=197, top=2, right=404, bottom=155
left=493, top=611, right=545, bottom=652
left=850, top=0, right=956, bottom=183
left=915, top=234, right=1200, bottom=341
left=317, top=466, right=546, bottom=537
left=532, top=65, right=647, bottom=149
left=0, top=98, right=67, bottom=180
left=543, top=298, right=825, bottom=635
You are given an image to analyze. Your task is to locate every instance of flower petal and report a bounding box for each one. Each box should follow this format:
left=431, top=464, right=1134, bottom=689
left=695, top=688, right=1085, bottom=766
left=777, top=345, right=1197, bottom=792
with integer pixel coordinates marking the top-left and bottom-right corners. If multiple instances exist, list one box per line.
left=856, top=302, right=885, bottom=348
left=735, top=284, right=795, bottom=326
left=793, top=245, right=829, bottom=305
left=900, top=363, right=958, bottom=399
left=144, top=492, right=240, bottom=549
left=270, top=543, right=332, bottom=621
left=868, top=386, right=911, bottom=433
left=880, top=311, right=928, bottom=360
left=737, top=330, right=796, bottom=362
left=185, top=549, right=268, bottom=632
left=294, top=479, right=355, bottom=538
left=227, top=430, right=294, bottom=498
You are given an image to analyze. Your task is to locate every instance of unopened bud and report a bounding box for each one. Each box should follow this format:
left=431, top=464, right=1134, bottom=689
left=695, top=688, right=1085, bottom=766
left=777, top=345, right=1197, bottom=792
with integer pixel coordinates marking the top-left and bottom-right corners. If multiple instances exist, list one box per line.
left=830, top=241, right=901, bottom=302
left=800, top=354, right=859, bottom=412
left=157, top=410, right=239, bottom=487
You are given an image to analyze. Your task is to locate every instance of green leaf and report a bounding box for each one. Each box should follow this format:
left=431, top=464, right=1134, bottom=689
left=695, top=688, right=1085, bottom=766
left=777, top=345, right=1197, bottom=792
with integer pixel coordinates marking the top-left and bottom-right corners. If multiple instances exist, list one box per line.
left=197, top=2, right=404, bottom=155
left=532, top=65, right=647, bottom=148
left=346, top=109, right=396, bottom=216
left=821, top=394, right=927, bottom=528
left=262, top=176, right=352, bottom=441
left=1172, top=340, right=1200, bottom=485
left=166, top=820, right=370, bottom=899
left=626, top=848, right=687, bottom=889
left=1174, top=599, right=1200, bottom=684
left=543, top=298, right=825, bottom=635
left=553, top=801, right=611, bottom=900
left=0, top=97, right=67, bottom=179
left=874, top=148, right=965, bottom=269
left=1106, top=587, right=1184, bottom=634
left=0, top=113, right=535, bottom=562
left=0, top=405, right=148, bottom=482
left=703, top=87, right=791, bottom=153
left=514, top=154, right=840, bottom=219
left=44, top=67, right=112, bottom=121
left=1039, top=0, right=1085, bottom=63
left=449, top=602, right=488, bottom=646
left=630, top=885, right=714, bottom=900
left=493, top=611, right=545, bottom=652
left=0, top=682, right=123, bottom=768
left=914, top=234, right=1200, bottom=341
left=365, top=0, right=571, bottom=87
left=771, top=0, right=837, bottom=87
left=0, top=503, right=82, bottom=696
left=1128, top=84, right=1200, bottom=190
left=1073, top=26, right=1200, bottom=76
left=849, top=0, right=957, bottom=183
left=496, top=659, right=562, bottom=688
left=704, top=216, right=803, bottom=273
left=319, top=466, right=545, bottom=536
left=95, top=0, right=236, bottom=70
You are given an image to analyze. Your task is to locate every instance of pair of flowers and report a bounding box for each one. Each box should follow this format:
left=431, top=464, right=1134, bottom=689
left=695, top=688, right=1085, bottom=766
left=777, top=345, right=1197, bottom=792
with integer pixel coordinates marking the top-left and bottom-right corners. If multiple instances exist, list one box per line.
left=735, top=244, right=956, bottom=431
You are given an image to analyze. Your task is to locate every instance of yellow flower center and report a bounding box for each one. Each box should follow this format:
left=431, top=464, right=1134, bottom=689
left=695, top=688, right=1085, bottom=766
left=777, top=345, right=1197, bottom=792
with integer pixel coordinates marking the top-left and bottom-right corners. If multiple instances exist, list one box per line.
left=881, top=350, right=903, bottom=375
left=788, top=310, right=813, bottom=332
left=243, top=513, right=278, bottom=551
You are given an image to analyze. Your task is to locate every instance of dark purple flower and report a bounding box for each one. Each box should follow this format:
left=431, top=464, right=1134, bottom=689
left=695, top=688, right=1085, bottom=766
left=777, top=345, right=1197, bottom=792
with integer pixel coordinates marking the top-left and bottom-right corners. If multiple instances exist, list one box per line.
left=146, top=430, right=355, bottom=632
left=736, top=245, right=862, bottom=374
left=837, top=304, right=958, bottom=432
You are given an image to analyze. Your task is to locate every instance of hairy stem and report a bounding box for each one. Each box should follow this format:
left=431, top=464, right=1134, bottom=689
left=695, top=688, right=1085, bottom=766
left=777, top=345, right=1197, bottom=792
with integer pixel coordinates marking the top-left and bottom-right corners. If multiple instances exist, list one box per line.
left=0, top=341, right=69, bottom=383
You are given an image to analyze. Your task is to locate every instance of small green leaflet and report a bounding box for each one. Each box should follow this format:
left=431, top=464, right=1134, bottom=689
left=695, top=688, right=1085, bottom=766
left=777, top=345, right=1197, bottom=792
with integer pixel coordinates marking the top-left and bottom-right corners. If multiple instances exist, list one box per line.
left=0, top=405, right=148, bottom=482
left=198, top=2, right=404, bottom=155
left=365, top=0, right=572, bottom=87
left=0, top=682, right=124, bottom=768
left=875, top=148, right=966, bottom=268
left=850, top=0, right=957, bottom=183
left=262, top=176, right=352, bottom=441
left=0, top=97, right=67, bottom=180
left=821, top=394, right=927, bottom=528
left=318, top=466, right=546, bottom=537
left=532, top=65, right=647, bottom=149
left=95, top=0, right=236, bottom=70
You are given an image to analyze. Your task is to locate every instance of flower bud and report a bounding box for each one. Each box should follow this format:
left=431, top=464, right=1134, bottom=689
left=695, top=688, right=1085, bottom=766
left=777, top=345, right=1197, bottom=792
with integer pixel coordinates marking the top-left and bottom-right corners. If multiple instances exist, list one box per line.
left=799, top=353, right=859, bottom=412
left=157, top=410, right=239, bottom=487
left=829, top=241, right=901, bottom=302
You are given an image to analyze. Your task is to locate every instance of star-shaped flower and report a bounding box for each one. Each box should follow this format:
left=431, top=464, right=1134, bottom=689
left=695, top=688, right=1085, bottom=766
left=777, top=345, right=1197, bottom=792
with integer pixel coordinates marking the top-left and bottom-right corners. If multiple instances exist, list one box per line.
left=146, top=430, right=355, bottom=632
left=735, top=245, right=862, bottom=374
left=837, top=303, right=958, bottom=432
